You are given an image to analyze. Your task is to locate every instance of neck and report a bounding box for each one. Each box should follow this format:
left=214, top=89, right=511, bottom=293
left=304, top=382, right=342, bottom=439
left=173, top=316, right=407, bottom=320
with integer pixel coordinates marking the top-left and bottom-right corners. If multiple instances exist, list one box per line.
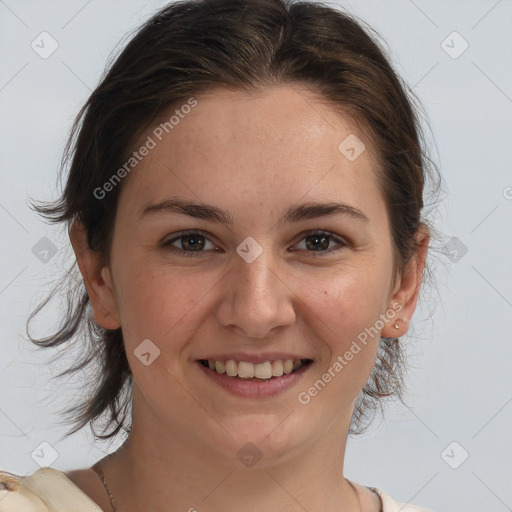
left=99, top=386, right=360, bottom=512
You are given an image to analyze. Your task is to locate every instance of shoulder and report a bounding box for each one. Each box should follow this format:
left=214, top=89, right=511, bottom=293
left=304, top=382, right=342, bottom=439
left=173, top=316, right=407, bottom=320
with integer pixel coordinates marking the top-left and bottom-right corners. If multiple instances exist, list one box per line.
left=0, top=467, right=103, bottom=512
left=0, top=469, right=49, bottom=511
left=371, top=487, right=432, bottom=512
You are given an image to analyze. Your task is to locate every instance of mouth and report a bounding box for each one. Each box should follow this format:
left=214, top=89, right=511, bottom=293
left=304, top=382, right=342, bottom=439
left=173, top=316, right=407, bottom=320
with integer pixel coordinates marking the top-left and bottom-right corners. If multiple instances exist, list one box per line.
left=198, top=358, right=313, bottom=382
left=196, top=357, right=314, bottom=398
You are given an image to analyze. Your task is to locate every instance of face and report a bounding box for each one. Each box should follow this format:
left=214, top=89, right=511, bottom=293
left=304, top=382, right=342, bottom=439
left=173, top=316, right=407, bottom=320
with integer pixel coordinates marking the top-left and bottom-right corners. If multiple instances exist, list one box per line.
left=75, top=85, right=424, bottom=467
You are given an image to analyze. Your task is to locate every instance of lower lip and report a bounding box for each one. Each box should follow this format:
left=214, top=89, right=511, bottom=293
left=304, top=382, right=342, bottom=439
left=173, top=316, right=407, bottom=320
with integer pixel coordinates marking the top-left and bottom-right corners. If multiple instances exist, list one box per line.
left=196, top=361, right=312, bottom=398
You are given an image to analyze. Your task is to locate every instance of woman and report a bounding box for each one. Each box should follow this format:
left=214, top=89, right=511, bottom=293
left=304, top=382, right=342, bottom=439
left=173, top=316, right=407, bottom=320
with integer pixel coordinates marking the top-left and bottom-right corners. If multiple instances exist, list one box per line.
left=0, top=0, right=439, bottom=510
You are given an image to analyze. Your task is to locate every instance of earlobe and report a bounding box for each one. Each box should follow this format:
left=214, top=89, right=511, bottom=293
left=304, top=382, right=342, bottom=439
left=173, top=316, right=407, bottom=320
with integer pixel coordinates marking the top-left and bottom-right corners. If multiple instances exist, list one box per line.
left=381, top=225, right=430, bottom=338
left=69, top=221, right=121, bottom=330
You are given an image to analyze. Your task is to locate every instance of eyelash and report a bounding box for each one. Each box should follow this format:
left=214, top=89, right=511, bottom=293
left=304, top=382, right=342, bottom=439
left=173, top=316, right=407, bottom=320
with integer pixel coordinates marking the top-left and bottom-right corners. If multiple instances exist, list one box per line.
left=161, top=229, right=348, bottom=258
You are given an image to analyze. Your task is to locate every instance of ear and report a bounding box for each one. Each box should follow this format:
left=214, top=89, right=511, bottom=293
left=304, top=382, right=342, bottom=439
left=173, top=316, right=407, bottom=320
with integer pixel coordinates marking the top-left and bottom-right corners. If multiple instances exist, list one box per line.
left=68, top=220, right=121, bottom=330
left=381, top=224, right=430, bottom=338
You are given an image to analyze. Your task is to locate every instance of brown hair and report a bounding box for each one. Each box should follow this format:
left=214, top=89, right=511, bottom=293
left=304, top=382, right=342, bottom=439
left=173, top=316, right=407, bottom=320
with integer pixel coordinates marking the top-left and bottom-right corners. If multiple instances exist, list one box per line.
left=27, top=0, right=441, bottom=441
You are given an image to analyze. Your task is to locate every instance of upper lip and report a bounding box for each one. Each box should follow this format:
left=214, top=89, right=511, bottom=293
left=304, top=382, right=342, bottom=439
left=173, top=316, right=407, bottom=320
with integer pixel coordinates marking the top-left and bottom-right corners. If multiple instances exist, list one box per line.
left=197, top=352, right=313, bottom=364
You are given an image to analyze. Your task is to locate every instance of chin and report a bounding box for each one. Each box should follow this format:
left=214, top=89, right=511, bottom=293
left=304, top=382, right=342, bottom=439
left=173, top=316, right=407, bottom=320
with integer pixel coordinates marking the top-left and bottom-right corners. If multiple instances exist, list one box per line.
left=210, top=415, right=309, bottom=466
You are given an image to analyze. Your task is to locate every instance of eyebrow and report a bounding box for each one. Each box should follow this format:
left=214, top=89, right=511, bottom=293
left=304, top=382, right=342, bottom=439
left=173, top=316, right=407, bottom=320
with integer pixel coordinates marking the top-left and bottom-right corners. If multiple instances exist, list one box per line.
left=138, top=198, right=369, bottom=225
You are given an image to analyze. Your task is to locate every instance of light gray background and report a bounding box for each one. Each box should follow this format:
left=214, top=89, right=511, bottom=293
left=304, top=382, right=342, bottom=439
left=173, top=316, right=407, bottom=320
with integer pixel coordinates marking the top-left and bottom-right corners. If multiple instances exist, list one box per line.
left=1, top=1, right=511, bottom=511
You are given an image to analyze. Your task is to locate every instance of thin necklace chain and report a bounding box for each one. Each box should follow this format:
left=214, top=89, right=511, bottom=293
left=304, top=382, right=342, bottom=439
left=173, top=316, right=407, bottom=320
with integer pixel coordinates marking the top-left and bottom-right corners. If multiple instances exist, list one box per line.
left=93, top=457, right=117, bottom=512
left=94, top=458, right=362, bottom=512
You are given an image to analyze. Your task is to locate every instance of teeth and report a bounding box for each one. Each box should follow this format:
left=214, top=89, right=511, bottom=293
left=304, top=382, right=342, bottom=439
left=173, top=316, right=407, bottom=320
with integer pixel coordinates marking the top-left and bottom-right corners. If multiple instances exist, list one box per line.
left=225, top=360, right=237, bottom=377
left=238, top=361, right=254, bottom=378
left=204, top=358, right=306, bottom=379
left=255, top=361, right=272, bottom=379
left=271, top=360, right=283, bottom=376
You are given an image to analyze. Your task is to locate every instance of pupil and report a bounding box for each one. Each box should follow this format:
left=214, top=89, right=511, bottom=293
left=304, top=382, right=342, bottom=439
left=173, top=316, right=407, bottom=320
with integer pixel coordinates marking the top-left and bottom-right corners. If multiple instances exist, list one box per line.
left=183, top=234, right=205, bottom=251
left=306, top=234, right=329, bottom=251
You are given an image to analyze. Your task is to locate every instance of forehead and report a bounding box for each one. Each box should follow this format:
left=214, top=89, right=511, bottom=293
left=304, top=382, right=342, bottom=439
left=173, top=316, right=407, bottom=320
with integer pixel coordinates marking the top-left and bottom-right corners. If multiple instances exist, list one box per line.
left=117, top=85, right=384, bottom=225
left=156, top=85, right=374, bottom=167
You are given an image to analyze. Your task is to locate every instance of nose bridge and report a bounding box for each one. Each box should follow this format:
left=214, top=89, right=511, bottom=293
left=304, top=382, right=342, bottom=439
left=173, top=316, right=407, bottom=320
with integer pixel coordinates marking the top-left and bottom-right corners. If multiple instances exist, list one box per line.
left=238, top=254, right=279, bottom=302
left=218, top=245, right=295, bottom=338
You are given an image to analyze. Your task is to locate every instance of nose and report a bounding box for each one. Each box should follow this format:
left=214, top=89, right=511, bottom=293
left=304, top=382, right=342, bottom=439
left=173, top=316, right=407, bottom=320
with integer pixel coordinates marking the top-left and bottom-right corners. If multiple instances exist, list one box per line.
left=216, top=249, right=296, bottom=339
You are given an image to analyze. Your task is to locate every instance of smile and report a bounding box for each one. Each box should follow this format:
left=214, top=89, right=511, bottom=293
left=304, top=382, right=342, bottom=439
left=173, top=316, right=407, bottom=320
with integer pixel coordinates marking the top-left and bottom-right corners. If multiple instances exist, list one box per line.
left=199, top=358, right=312, bottom=379
left=196, top=358, right=313, bottom=398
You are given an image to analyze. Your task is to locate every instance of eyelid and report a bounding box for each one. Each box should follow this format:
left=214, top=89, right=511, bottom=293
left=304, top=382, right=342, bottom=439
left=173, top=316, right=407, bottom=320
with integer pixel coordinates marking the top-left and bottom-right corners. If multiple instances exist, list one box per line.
left=162, top=229, right=218, bottom=252
left=162, top=228, right=349, bottom=257
left=291, top=230, right=349, bottom=256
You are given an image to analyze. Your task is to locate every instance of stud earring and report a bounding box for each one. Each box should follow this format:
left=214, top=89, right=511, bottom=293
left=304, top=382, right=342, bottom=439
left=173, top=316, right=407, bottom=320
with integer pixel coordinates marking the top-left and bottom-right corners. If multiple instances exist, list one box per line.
left=393, top=317, right=408, bottom=329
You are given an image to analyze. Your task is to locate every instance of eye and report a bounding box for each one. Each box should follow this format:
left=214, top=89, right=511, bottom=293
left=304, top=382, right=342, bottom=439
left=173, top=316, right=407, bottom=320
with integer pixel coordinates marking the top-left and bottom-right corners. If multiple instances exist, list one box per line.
left=162, top=230, right=217, bottom=257
left=161, top=229, right=348, bottom=257
left=292, top=230, right=348, bottom=257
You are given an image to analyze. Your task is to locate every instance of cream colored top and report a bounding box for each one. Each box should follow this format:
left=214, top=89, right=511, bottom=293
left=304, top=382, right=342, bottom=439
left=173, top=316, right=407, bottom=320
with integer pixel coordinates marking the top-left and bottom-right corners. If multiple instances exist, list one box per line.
left=0, top=467, right=431, bottom=512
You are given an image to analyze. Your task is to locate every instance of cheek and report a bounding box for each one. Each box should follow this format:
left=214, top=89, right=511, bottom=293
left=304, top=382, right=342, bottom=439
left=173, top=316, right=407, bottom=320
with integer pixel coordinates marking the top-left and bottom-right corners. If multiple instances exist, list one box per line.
left=113, top=263, right=216, bottom=398
left=112, top=258, right=212, bottom=350
left=312, top=263, right=389, bottom=334
left=303, top=265, right=390, bottom=385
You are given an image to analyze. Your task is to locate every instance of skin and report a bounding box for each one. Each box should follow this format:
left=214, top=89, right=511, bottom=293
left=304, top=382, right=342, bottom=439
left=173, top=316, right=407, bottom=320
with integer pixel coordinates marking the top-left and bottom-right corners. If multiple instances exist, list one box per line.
left=67, top=85, right=429, bottom=512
